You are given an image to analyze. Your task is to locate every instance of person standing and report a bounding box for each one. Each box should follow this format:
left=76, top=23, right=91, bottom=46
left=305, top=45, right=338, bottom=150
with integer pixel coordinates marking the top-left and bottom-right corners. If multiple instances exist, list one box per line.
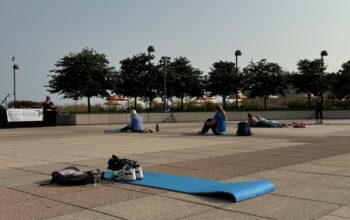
left=43, top=96, right=56, bottom=111
left=315, top=93, right=324, bottom=124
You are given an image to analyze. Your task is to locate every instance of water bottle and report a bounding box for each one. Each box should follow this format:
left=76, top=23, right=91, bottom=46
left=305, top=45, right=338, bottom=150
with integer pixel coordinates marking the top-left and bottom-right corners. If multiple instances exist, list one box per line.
left=156, top=124, right=159, bottom=132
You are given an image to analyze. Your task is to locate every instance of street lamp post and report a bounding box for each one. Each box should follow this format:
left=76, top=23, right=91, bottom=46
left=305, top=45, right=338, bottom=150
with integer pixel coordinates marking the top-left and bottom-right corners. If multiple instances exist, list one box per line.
left=12, top=57, right=19, bottom=102
left=147, top=46, right=155, bottom=65
left=319, top=50, right=328, bottom=96
left=235, top=50, right=242, bottom=69
left=147, top=46, right=155, bottom=110
left=159, top=56, right=171, bottom=111
left=234, top=50, right=242, bottom=108
left=320, top=50, right=328, bottom=62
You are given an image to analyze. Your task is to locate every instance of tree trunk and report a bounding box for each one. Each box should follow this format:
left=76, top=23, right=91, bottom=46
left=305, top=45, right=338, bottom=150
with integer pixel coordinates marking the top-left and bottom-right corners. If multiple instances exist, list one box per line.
left=87, top=97, right=91, bottom=112
left=222, top=96, right=226, bottom=109
left=307, top=93, right=311, bottom=109
left=134, top=96, right=137, bottom=110
left=181, top=97, right=184, bottom=111
left=236, top=92, right=239, bottom=109
left=264, top=96, right=267, bottom=110
left=149, top=97, right=152, bottom=111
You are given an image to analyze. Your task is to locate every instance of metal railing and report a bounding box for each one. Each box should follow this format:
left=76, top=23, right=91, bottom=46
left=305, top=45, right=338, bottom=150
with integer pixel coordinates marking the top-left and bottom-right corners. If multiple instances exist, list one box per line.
left=0, top=94, right=10, bottom=108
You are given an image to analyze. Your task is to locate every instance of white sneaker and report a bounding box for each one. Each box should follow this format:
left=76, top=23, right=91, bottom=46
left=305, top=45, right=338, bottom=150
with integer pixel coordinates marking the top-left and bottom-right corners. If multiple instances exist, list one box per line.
left=117, top=165, right=136, bottom=181
left=135, top=166, right=143, bottom=180
left=112, top=170, right=120, bottom=180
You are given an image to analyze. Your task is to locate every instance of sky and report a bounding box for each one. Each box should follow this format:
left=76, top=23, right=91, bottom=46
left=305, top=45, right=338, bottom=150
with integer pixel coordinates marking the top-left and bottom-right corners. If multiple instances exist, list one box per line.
left=1, top=0, right=350, bottom=105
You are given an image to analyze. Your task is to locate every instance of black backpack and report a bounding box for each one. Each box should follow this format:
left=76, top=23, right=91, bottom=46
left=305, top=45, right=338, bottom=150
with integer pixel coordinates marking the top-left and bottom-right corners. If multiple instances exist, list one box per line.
left=236, top=122, right=252, bottom=136
left=44, top=166, right=99, bottom=186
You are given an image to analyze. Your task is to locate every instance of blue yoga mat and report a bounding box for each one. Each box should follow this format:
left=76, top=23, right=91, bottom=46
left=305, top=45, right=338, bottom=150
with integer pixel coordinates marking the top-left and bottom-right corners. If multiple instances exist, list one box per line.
left=104, top=171, right=274, bottom=202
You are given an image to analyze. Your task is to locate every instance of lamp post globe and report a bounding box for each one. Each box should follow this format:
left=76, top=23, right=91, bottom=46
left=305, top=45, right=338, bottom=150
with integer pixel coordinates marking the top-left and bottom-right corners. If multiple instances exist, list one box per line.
left=235, top=50, right=242, bottom=69
left=147, top=46, right=155, bottom=54
left=321, top=50, right=328, bottom=63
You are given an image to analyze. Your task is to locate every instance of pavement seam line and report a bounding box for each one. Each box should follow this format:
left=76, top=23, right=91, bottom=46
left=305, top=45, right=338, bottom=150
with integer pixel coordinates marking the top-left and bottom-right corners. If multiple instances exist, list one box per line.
left=107, top=184, right=275, bottom=220
left=6, top=186, right=127, bottom=220
left=328, top=214, right=350, bottom=219
left=270, top=193, right=346, bottom=206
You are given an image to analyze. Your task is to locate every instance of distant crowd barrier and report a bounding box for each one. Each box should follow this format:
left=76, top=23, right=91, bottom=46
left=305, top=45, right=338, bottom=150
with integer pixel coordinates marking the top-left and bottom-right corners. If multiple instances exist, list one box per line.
left=56, top=110, right=350, bottom=125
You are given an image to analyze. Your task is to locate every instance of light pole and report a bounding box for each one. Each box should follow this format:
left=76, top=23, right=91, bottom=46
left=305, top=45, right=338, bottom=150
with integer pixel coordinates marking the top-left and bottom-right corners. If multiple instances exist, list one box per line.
left=234, top=50, right=242, bottom=108
left=147, top=46, right=155, bottom=65
left=235, top=50, right=242, bottom=69
left=320, top=50, right=328, bottom=62
left=320, top=50, right=328, bottom=96
left=147, top=46, right=155, bottom=110
left=12, top=57, right=19, bottom=102
left=159, top=56, right=171, bottom=111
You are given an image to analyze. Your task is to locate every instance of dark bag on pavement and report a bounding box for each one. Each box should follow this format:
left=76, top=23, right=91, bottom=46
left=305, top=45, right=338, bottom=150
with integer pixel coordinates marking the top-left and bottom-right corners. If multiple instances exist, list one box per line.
left=236, top=122, right=252, bottom=136
left=108, top=154, right=139, bottom=171
left=46, top=166, right=98, bottom=186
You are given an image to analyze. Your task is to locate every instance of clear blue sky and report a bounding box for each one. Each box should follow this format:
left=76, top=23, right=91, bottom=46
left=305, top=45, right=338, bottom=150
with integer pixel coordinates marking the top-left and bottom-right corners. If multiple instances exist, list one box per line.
left=1, top=0, right=350, bottom=104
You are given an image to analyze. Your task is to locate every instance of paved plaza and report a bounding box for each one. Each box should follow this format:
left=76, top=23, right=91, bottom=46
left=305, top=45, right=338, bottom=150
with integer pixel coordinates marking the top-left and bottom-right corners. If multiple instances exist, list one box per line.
left=1, top=120, right=350, bottom=220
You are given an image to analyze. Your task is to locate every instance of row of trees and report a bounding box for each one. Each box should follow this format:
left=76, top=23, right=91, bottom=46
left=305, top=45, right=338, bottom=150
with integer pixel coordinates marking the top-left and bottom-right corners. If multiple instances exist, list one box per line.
left=47, top=48, right=350, bottom=112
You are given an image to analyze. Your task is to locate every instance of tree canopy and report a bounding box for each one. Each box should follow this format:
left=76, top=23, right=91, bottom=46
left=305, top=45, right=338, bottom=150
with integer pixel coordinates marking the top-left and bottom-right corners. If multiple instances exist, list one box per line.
left=206, top=61, right=243, bottom=109
left=113, top=53, right=154, bottom=110
left=331, top=60, right=350, bottom=99
left=47, top=48, right=115, bottom=112
left=291, top=58, right=327, bottom=108
left=243, top=59, right=288, bottom=110
left=166, top=57, right=204, bottom=110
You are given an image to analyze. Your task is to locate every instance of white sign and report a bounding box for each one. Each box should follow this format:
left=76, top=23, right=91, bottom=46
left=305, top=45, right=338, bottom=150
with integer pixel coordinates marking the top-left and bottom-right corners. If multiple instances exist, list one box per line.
left=6, top=109, right=44, bottom=122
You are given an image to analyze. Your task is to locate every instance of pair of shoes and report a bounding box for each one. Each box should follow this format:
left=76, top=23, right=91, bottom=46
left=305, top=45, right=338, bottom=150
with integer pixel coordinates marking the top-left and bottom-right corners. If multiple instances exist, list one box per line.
left=112, top=164, right=143, bottom=181
left=108, top=155, right=138, bottom=171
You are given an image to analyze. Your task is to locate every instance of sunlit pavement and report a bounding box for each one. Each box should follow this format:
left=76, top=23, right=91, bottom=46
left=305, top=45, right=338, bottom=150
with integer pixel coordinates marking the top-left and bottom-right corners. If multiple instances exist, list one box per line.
left=1, top=120, right=350, bottom=219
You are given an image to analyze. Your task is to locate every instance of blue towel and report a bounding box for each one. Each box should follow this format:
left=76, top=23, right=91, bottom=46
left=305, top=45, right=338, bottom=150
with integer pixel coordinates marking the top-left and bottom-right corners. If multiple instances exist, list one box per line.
left=104, top=171, right=274, bottom=202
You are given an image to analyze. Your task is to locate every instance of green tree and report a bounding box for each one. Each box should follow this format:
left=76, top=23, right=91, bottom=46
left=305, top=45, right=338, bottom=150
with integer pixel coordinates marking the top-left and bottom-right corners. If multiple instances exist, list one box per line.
left=167, top=57, right=204, bottom=110
left=206, top=61, right=243, bottom=109
left=291, top=59, right=327, bottom=109
left=243, top=59, right=288, bottom=110
left=113, top=53, right=152, bottom=110
left=331, top=60, right=350, bottom=99
left=47, top=48, right=115, bottom=112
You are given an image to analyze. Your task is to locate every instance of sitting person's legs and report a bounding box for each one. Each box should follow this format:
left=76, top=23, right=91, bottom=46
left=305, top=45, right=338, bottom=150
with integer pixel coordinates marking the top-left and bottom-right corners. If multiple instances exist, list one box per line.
left=201, top=119, right=216, bottom=134
left=210, top=125, right=220, bottom=135
left=120, top=125, right=132, bottom=132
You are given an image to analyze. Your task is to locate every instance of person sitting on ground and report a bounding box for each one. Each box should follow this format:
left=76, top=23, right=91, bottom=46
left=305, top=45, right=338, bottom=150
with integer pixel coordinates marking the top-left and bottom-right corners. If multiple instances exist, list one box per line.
left=198, top=105, right=227, bottom=135
left=43, top=96, right=56, bottom=111
left=120, top=110, right=144, bottom=132
left=247, top=113, right=258, bottom=127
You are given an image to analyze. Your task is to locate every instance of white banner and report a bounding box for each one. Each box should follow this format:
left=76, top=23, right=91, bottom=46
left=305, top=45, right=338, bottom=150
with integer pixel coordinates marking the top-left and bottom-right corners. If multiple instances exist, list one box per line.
left=6, top=109, right=44, bottom=122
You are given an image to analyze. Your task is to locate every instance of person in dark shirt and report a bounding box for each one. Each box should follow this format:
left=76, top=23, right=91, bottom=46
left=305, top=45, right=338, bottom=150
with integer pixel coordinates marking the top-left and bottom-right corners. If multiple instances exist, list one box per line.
left=315, top=94, right=324, bottom=124
left=43, top=96, right=56, bottom=111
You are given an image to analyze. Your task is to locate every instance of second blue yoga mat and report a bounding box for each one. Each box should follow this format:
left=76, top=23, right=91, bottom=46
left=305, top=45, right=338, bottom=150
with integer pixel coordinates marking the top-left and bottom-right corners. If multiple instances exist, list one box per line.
left=104, top=171, right=274, bottom=202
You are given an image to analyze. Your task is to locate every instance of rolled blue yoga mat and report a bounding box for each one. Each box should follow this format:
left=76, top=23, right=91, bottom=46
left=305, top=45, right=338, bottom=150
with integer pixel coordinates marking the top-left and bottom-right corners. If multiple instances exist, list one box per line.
left=104, top=171, right=275, bottom=202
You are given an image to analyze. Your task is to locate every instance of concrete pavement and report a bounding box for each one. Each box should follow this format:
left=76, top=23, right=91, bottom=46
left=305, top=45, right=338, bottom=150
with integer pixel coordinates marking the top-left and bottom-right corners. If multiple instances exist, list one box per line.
left=1, top=120, right=350, bottom=219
